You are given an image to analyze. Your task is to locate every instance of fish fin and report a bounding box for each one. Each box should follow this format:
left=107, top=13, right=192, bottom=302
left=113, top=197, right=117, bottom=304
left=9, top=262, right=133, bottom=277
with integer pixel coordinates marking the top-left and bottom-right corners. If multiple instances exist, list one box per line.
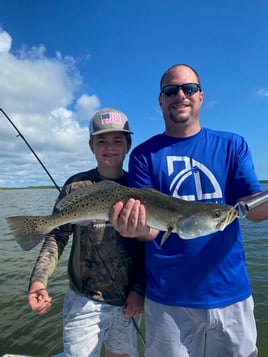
left=6, top=216, right=51, bottom=251
left=160, top=227, right=173, bottom=247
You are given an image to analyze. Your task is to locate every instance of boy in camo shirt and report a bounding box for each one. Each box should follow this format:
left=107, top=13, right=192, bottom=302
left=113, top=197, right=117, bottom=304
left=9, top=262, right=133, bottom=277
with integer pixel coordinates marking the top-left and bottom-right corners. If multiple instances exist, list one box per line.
left=27, top=108, right=145, bottom=357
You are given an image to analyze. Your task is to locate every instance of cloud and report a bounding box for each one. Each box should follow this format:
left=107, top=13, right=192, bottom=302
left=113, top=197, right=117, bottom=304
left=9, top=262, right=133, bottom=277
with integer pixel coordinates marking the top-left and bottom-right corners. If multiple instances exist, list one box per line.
left=0, top=29, right=12, bottom=52
left=204, top=99, right=217, bottom=109
left=0, top=29, right=100, bottom=188
left=75, top=94, right=100, bottom=121
left=256, top=88, right=268, bottom=97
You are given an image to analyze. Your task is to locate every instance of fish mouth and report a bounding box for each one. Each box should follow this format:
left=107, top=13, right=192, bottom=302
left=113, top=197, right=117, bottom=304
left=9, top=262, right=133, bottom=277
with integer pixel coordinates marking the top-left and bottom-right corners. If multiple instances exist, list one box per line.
left=217, top=208, right=238, bottom=231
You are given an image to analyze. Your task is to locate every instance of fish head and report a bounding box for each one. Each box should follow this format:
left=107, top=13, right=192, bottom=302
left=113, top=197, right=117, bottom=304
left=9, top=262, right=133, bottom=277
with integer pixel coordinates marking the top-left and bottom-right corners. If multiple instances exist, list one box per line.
left=175, top=205, right=238, bottom=239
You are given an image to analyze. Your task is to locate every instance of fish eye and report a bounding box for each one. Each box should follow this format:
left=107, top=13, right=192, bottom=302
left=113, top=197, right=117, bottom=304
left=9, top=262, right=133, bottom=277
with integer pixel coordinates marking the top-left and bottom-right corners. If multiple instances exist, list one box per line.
left=213, top=210, right=221, bottom=218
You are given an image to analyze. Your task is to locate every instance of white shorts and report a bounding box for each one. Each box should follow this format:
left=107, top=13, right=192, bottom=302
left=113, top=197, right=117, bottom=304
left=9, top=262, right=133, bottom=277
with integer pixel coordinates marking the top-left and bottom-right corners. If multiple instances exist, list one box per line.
left=145, top=296, right=257, bottom=357
left=63, top=288, right=141, bottom=357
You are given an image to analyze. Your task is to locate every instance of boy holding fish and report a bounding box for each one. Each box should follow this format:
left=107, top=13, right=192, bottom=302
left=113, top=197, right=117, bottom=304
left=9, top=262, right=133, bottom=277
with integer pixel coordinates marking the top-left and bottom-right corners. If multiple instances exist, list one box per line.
left=27, top=108, right=145, bottom=357
left=110, top=64, right=268, bottom=357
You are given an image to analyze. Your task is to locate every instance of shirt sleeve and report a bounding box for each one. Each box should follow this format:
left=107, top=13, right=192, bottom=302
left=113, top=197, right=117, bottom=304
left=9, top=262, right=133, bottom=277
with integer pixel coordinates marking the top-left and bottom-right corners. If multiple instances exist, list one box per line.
left=28, top=186, right=73, bottom=290
left=231, top=135, right=262, bottom=200
left=128, top=146, right=153, bottom=188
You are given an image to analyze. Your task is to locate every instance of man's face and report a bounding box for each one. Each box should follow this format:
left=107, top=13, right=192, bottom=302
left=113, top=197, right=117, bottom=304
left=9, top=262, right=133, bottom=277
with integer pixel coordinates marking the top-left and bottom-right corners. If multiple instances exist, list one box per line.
left=159, top=66, right=204, bottom=134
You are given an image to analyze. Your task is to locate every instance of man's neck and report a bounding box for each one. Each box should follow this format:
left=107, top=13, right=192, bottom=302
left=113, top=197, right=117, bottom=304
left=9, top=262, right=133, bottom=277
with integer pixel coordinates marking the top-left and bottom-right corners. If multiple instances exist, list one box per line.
left=165, top=124, right=201, bottom=138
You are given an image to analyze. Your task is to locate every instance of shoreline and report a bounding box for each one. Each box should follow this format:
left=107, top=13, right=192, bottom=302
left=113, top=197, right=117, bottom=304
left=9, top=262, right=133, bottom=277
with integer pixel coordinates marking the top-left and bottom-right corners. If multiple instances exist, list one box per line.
left=1, top=181, right=268, bottom=190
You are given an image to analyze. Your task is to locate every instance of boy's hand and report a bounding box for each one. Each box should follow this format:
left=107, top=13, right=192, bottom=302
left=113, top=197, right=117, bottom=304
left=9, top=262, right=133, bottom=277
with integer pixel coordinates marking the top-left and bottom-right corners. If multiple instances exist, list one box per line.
left=28, top=281, right=52, bottom=314
left=123, top=290, right=144, bottom=317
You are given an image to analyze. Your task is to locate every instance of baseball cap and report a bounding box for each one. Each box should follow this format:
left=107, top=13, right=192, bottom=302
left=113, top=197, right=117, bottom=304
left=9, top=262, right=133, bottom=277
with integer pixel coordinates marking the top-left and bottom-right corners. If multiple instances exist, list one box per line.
left=89, top=108, right=133, bottom=136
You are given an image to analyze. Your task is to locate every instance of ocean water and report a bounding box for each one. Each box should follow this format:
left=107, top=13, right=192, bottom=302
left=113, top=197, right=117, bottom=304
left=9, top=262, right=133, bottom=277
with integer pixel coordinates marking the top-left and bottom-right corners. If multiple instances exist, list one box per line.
left=0, top=186, right=267, bottom=357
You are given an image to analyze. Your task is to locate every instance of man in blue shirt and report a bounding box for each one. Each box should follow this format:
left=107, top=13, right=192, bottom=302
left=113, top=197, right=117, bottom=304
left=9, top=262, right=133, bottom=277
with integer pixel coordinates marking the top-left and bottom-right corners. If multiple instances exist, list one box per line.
left=110, top=64, right=268, bottom=356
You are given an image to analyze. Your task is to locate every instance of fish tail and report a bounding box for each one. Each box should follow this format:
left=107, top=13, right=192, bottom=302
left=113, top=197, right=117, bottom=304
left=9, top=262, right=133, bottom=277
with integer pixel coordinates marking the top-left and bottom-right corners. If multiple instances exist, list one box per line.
left=6, top=215, right=52, bottom=251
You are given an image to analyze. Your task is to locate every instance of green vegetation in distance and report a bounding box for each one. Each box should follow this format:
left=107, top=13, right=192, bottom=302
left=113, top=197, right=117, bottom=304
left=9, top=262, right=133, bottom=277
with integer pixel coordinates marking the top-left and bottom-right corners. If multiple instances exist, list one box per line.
left=0, top=186, right=59, bottom=190
left=1, top=180, right=268, bottom=190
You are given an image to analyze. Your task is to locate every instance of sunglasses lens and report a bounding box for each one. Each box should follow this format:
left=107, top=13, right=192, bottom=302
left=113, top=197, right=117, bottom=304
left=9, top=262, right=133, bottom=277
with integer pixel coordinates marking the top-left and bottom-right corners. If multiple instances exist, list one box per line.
left=182, top=84, right=199, bottom=95
left=161, top=83, right=200, bottom=97
left=161, top=85, right=179, bottom=96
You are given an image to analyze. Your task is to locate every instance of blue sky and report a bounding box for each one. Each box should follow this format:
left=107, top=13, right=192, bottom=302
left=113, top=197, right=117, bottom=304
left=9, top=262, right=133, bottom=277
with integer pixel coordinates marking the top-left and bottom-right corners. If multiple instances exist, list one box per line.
left=0, top=0, right=268, bottom=187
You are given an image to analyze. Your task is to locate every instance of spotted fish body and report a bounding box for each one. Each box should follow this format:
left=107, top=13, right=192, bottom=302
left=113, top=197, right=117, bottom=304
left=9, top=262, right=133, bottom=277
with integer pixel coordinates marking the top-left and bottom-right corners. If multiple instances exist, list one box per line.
left=6, top=180, right=237, bottom=251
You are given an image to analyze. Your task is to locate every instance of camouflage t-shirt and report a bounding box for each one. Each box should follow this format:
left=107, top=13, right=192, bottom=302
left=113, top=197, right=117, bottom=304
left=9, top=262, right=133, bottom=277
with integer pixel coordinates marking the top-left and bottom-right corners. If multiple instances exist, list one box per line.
left=29, top=168, right=146, bottom=306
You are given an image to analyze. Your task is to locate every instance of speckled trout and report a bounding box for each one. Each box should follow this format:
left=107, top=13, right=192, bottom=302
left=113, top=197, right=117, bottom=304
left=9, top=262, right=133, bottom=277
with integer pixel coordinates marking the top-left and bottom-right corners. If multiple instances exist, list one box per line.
left=6, top=180, right=237, bottom=251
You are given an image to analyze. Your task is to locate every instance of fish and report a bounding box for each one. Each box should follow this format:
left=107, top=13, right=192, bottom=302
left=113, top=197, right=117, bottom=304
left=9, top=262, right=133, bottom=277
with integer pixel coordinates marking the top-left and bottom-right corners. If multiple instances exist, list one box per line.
left=6, top=180, right=238, bottom=251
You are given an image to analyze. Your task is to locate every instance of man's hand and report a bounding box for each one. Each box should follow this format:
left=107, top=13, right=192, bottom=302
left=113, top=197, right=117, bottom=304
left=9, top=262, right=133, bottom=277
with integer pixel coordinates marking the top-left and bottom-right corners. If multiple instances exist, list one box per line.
left=109, top=198, right=153, bottom=239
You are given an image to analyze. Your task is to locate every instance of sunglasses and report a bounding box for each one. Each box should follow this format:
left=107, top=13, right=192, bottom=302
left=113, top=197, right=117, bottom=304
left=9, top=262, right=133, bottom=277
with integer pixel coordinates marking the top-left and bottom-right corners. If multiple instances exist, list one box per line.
left=161, top=83, right=201, bottom=97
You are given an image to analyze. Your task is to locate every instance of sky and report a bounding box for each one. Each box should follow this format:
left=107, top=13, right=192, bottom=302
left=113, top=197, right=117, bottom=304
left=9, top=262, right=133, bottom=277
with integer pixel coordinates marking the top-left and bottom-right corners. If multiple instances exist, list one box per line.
left=0, top=0, right=268, bottom=188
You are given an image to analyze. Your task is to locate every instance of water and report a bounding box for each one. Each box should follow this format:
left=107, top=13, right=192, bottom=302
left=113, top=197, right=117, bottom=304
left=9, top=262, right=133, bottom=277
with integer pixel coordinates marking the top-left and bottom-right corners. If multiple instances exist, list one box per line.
left=0, top=187, right=268, bottom=357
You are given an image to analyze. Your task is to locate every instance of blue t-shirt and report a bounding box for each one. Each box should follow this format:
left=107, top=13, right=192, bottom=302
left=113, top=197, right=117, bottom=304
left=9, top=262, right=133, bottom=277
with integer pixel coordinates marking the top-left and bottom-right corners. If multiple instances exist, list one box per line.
left=128, top=128, right=262, bottom=308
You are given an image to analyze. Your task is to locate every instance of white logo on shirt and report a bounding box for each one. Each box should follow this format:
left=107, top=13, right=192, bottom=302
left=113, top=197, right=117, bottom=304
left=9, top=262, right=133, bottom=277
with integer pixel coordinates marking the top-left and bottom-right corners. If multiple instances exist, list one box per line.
left=167, top=156, right=222, bottom=201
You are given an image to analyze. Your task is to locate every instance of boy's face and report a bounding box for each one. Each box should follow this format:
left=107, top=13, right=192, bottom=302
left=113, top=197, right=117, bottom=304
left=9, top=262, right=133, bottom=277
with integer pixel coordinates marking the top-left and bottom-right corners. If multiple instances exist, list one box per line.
left=90, top=131, right=130, bottom=169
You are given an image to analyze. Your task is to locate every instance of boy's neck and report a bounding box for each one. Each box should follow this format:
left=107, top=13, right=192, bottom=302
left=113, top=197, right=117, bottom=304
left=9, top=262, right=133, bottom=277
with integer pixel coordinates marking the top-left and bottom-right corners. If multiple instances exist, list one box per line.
left=97, top=167, right=124, bottom=180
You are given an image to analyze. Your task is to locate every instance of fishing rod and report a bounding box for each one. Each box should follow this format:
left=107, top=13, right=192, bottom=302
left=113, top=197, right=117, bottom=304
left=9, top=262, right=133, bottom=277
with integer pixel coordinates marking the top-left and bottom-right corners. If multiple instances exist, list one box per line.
left=1, top=107, right=146, bottom=346
left=0, top=108, right=61, bottom=192
left=237, top=191, right=268, bottom=217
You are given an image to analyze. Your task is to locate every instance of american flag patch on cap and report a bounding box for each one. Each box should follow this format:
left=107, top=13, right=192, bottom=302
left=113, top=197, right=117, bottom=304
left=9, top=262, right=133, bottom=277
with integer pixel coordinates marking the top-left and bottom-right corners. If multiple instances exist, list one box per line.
left=100, top=112, right=122, bottom=125
left=89, top=107, right=132, bottom=135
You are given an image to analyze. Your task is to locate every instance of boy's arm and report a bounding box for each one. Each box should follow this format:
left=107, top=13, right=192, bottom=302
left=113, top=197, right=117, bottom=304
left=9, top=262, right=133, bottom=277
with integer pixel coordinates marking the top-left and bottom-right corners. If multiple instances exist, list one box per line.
left=27, top=223, right=71, bottom=314
left=124, top=239, right=146, bottom=317
left=28, top=224, right=71, bottom=290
